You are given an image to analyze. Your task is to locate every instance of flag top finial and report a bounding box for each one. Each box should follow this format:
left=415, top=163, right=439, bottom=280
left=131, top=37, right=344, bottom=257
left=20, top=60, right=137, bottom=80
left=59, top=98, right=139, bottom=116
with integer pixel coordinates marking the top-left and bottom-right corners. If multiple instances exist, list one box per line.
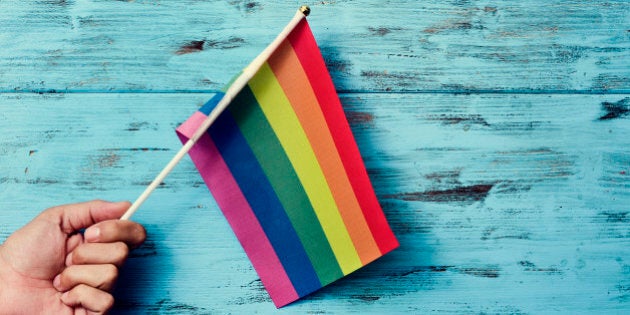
left=300, top=5, right=311, bottom=16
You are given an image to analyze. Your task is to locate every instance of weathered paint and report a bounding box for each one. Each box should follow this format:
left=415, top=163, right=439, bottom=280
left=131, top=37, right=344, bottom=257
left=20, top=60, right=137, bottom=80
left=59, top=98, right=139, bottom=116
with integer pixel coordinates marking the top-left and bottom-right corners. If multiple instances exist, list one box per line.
left=0, top=1, right=628, bottom=93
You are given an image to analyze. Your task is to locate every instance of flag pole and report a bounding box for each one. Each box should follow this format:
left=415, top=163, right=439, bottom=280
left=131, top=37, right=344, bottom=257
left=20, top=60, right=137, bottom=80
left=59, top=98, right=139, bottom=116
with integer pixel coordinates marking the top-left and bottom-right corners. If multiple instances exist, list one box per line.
left=121, top=6, right=310, bottom=220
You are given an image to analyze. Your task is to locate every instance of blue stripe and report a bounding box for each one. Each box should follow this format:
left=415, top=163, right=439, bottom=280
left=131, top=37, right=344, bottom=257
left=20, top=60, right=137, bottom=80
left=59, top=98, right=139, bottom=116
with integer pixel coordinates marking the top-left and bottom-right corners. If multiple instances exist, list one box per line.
left=228, top=86, right=343, bottom=286
left=199, top=92, right=225, bottom=115
left=207, top=100, right=322, bottom=296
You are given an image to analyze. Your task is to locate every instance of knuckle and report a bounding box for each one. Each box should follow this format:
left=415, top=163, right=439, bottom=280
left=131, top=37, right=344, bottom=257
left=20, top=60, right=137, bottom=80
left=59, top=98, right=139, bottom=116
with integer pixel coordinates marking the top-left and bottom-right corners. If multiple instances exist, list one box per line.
left=105, top=264, right=119, bottom=280
left=101, top=265, right=119, bottom=291
left=88, top=199, right=108, bottom=212
left=135, top=224, right=147, bottom=240
left=114, top=242, right=129, bottom=261
left=133, top=224, right=147, bottom=244
left=102, top=293, right=115, bottom=311
left=98, top=222, right=115, bottom=239
left=72, top=283, right=89, bottom=297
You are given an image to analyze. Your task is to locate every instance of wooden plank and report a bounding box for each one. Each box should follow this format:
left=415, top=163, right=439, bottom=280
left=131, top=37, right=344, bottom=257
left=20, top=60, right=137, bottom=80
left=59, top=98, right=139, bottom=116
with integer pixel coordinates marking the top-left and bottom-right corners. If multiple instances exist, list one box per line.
left=1, top=93, right=628, bottom=313
left=0, top=1, right=628, bottom=92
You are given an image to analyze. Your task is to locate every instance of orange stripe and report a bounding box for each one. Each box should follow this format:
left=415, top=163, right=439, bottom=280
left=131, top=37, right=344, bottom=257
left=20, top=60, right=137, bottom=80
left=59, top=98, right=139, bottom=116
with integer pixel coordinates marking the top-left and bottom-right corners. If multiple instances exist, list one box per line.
left=268, top=40, right=381, bottom=265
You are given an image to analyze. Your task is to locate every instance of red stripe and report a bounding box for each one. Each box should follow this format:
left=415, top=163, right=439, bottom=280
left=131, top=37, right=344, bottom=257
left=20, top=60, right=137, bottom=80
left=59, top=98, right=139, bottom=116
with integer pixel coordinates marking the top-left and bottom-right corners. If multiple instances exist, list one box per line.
left=176, top=111, right=298, bottom=307
left=288, top=20, right=399, bottom=254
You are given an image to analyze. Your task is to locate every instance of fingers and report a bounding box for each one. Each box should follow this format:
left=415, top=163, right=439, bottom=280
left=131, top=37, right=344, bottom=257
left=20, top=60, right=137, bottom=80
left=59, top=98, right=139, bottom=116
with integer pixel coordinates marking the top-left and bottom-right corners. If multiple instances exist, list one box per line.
left=49, top=200, right=145, bottom=314
left=54, top=264, right=118, bottom=292
left=44, top=200, right=131, bottom=234
left=56, top=240, right=128, bottom=313
left=40, top=200, right=144, bottom=314
left=67, top=242, right=129, bottom=267
left=66, top=232, right=85, bottom=254
left=84, top=219, right=146, bottom=248
left=60, top=284, right=114, bottom=315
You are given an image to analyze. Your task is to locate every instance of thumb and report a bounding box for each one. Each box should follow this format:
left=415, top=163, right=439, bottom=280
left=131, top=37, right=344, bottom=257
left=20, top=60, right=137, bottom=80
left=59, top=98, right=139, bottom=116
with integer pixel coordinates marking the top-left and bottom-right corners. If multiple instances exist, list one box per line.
left=44, top=200, right=131, bottom=234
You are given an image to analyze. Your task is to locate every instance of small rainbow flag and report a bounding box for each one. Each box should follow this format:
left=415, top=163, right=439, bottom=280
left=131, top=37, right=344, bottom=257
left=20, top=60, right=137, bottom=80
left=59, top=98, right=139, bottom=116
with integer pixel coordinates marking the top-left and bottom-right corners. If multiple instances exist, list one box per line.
left=177, top=18, right=398, bottom=307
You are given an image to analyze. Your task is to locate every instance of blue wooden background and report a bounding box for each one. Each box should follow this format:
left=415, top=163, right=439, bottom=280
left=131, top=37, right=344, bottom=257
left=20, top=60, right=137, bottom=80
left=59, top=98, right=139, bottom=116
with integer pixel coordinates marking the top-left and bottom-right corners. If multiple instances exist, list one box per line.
left=1, top=1, right=629, bottom=314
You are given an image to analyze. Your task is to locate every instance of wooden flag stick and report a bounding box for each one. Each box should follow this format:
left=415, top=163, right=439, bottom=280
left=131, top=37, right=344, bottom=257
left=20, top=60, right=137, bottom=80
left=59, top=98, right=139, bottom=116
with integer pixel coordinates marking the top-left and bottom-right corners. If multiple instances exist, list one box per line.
left=121, top=6, right=310, bottom=220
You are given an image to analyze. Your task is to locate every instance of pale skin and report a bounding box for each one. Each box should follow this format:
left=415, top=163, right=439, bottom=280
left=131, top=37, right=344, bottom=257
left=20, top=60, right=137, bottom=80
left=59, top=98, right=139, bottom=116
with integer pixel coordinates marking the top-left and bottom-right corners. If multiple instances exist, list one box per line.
left=0, top=200, right=146, bottom=315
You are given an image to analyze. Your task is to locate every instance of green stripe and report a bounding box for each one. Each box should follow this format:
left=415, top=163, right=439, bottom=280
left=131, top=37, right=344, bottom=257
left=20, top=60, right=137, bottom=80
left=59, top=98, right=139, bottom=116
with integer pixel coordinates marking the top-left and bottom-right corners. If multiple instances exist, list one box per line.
left=250, top=63, right=363, bottom=273
left=228, top=85, right=343, bottom=286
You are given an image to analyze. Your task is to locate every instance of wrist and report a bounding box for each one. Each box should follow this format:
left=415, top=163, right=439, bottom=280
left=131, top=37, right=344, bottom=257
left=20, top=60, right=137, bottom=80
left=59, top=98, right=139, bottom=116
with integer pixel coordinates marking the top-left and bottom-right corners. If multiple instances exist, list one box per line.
left=0, top=245, right=19, bottom=315
left=0, top=245, right=7, bottom=311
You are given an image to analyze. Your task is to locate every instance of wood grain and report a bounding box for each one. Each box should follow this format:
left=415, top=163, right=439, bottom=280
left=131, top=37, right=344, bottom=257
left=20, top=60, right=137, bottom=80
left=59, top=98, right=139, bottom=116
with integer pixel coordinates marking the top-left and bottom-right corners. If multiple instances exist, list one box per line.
left=1, top=93, right=628, bottom=313
left=0, top=1, right=628, bottom=92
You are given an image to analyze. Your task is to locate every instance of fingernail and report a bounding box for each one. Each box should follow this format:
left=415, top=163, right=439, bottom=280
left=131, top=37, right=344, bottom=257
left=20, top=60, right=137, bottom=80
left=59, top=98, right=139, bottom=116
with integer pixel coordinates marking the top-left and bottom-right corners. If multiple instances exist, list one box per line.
left=53, top=274, right=61, bottom=290
left=84, top=227, right=100, bottom=242
left=61, top=292, right=69, bottom=302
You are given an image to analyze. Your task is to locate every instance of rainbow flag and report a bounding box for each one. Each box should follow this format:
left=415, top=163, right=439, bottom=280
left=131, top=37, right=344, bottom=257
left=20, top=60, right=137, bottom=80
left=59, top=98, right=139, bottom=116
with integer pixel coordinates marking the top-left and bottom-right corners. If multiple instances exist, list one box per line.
left=176, top=19, right=398, bottom=307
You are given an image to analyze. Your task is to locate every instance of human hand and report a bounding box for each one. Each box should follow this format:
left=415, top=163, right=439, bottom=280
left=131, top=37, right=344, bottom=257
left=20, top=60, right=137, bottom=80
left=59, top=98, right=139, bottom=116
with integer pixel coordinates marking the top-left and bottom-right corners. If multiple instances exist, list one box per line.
left=0, top=200, right=146, bottom=315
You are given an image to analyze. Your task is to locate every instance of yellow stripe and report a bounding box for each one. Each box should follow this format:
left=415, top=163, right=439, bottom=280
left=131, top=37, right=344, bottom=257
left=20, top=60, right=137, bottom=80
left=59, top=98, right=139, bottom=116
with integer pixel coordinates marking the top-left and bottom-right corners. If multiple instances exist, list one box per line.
left=248, top=63, right=362, bottom=274
left=267, top=40, right=381, bottom=265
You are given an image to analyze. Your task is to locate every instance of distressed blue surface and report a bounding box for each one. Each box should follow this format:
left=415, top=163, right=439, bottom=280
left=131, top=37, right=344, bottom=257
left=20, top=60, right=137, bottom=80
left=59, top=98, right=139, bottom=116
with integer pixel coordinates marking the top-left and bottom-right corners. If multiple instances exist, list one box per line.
left=0, top=1, right=629, bottom=314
